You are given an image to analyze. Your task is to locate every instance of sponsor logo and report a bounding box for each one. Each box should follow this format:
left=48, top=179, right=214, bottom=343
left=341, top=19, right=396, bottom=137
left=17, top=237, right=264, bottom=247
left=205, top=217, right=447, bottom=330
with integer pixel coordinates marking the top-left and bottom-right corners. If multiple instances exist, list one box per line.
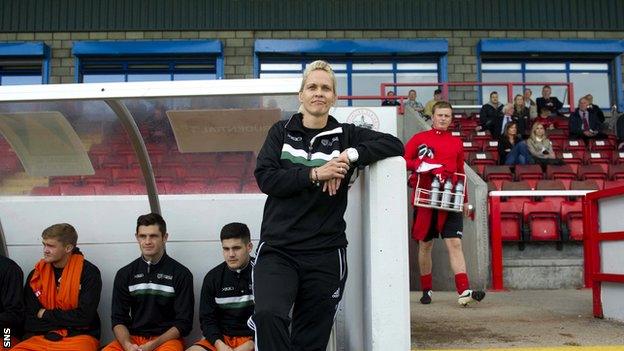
left=287, top=133, right=302, bottom=142
left=157, top=273, right=173, bottom=280
left=134, top=273, right=144, bottom=279
left=346, top=108, right=380, bottom=131
left=331, top=288, right=340, bottom=299
left=456, top=231, right=463, bottom=237
left=321, top=136, right=339, bottom=147
left=222, top=286, right=234, bottom=292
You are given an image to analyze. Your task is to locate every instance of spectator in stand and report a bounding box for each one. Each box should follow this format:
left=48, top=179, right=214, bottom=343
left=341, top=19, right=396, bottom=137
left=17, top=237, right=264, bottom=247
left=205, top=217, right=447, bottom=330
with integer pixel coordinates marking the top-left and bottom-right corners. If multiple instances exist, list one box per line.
left=476, top=91, right=503, bottom=135
left=0, top=255, right=24, bottom=349
left=405, top=89, right=425, bottom=118
left=533, top=108, right=557, bottom=131
left=527, top=123, right=564, bottom=171
left=494, top=103, right=515, bottom=139
left=523, top=88, right=537, bottom=119
left=423, top=89, right=443, bottom=118
left=513, top=94, right=531, bottom=138
left=536, top=85, right=563, bottom=117
left=569, top=96, right=606, bottom=142
left=585, top=94, right=606, bottom=124
left=381, top=91, right=400, bottom=106
left=498, top=122, right=530, bottom=165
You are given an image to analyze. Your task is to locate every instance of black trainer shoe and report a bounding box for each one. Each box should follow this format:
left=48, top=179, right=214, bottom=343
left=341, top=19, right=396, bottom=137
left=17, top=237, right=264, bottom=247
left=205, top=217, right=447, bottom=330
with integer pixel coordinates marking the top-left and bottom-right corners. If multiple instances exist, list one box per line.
left=420, top=290, right=432, bottom=304
left=458, top=289, right=486, bottom=306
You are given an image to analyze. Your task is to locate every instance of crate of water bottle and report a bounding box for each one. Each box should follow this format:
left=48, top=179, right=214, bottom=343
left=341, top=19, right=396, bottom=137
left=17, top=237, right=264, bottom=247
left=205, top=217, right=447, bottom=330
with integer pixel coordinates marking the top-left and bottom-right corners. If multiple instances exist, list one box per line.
left=413, top=172, right=466, bottom=212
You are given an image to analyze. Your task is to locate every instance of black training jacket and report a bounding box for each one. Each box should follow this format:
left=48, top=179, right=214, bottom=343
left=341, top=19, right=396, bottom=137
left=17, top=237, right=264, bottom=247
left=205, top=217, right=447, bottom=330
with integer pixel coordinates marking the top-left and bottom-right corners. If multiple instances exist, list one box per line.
left=23, top=251, right=102, bottom=340
left=111, top=253, right=194, bottom=337
left=0, top=255, right=24, bottom=335
left=200, top=260, right=254, bottom=345
left=255, top=113, right=404, bottom=252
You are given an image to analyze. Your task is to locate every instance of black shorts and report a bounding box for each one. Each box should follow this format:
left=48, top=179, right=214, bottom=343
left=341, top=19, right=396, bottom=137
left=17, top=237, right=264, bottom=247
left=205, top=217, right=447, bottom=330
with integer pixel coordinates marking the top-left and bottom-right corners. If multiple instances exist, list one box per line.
left=421, top=209, right=464, bottom=242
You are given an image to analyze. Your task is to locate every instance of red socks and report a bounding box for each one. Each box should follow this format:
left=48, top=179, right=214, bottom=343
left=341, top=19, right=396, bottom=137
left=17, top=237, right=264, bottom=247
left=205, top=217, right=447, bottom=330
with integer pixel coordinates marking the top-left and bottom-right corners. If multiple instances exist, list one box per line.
left=420, top=274, right=432, bottom=291
left=454, top=273, right=470, bottom=294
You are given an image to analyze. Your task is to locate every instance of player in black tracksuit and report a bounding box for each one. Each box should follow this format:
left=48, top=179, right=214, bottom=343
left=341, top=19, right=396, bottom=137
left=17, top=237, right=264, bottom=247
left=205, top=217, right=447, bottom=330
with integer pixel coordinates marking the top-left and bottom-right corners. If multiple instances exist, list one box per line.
left=104, top=213, right=193, bottom=351
left=251, top=60, right=404, bottom=351
left=0, top=255, right=24, bottom=342
left=189, top=222, right=255, bottom=351
left=110, top=253, right=194, bottom=338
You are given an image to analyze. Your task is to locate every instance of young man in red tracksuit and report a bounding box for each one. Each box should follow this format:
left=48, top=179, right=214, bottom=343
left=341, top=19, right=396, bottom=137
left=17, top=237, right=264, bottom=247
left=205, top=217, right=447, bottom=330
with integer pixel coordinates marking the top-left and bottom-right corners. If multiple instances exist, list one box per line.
left=404, top=101, right=486, bottom=306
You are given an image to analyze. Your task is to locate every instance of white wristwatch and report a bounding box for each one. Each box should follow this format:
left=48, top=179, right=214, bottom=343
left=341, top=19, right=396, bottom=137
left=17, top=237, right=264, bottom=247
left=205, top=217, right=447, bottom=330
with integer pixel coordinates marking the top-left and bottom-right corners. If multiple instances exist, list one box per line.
left=346, top=147, right=359, bottom=163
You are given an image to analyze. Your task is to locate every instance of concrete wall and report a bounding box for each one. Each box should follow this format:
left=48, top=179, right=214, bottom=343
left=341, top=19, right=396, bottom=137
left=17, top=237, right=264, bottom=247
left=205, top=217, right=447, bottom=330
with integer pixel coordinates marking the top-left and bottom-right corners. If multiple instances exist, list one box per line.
left=1, top=30, right=623, bottom=99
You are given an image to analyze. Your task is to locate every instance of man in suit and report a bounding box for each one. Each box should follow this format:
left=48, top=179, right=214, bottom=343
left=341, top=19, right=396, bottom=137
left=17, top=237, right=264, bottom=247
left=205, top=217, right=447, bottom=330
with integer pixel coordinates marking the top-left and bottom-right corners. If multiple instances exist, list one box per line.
left=569, top=97, right=606, bottom=142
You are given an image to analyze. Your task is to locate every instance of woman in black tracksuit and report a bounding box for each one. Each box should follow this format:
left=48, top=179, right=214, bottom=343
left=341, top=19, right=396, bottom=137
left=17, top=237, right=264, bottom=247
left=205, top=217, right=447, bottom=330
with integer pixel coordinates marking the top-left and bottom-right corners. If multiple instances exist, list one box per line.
left=250, top=60, right=403, bottom=351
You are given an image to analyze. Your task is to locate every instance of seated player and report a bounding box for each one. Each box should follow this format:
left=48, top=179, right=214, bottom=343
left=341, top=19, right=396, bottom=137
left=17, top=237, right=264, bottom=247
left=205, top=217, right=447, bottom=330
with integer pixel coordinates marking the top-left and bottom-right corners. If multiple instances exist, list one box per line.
left=103, top=213, right=194, bottom=351
left=0, top=255, right=25, bottom=349
left=13, top=224, right=101, bottom=351
left=187, top=223, right=255, bottom=351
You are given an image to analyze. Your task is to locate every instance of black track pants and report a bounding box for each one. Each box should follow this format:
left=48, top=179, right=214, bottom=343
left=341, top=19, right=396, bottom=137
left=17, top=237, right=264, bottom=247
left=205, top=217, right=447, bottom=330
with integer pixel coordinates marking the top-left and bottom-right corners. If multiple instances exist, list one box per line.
left=249, top=243, right=348, bottom=351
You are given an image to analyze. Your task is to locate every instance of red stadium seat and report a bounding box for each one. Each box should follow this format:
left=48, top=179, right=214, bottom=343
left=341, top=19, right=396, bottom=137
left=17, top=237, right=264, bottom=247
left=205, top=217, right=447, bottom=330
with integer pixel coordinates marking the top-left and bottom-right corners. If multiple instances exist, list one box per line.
left=514, top=164, right=544, bottom=189
left=578, top=165, right=607, bottom=188
left=546, top=165, right=576, bottom=189
left=608, top=164, right=624, bottom=180
left=560, top=201, right=583, bottom=241
left=563, top=139, right=586, bottom=152
left=154, top=166, right=180, bottom=184
left=535, top=180, right=567, bottom=215
left=166, top=182, right=210, bottom=194
left=570, top=180, right=600, bottom=191
left=219, top=152, right=252, bottom=165
left=113, top=168, right=143, bottom=184
left=614, top=150, right=624, bottom=165
left=241, top=179, right=261, bottom=193
left=49, top=176, right=82, bottom=186
left=500, top=201, right=524, bottom=241
left=0, top=154, right=21, bottom=174
left=95, top=184, right=132, bottom=195
left=180, top=168, right=212, bottom=182
left=472, top=130, right=493, bottom=143
left=604, top=180, right=624, bottom=189
left=31, top=186, right=61, bottom=196
left=83, top=168, right=113, bottom=186
left=523, top=201, right=561, bottom=241
left=207, top=180, right=242, bottom=193
left=501, top=181, right=532, bottom=204
left=101, top=155, right=129, bottom=170
left=462, top=141, right=482, bottom=153
left=60, top=185, right=96, bottom=196
left=484, top=140, right=499, bottom=153
left=469, top=152, right=497, bottom=175
left=588, top=139, right=614, bottom=152
left=585, top=151, right=613, bottom=173
left=558, top=151, right=584, bottom=172
left=483, top=165, right=513, bottom=190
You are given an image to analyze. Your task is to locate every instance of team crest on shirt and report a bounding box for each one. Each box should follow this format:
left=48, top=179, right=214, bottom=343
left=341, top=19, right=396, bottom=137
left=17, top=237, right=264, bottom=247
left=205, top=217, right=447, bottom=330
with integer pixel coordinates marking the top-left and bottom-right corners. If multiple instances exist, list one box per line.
left=347, top=108, right=380, bottom=131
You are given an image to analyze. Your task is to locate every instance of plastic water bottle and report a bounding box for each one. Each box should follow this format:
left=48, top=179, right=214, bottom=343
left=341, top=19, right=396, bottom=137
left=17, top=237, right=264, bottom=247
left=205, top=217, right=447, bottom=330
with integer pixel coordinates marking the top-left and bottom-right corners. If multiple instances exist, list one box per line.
left=453, top=182, right=464, bottom=210
left=441, top=179, right=453, bottom=208
left=430, top=177, right=441, bottom=207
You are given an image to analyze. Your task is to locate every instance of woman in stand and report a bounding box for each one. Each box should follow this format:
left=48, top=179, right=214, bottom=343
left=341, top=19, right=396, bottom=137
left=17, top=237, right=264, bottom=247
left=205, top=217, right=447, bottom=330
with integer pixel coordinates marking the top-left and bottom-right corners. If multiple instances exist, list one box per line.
left=512, top=94, right=531, bottom=138
left=526, top=122, right=564, bottom=171
left=498, top=122, right=530, bottom=165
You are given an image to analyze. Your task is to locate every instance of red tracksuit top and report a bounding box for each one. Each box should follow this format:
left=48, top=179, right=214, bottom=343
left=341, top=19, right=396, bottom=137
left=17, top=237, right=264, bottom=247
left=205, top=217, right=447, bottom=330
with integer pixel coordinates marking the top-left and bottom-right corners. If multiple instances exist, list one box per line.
left=404, top=128, right=467, bottom=240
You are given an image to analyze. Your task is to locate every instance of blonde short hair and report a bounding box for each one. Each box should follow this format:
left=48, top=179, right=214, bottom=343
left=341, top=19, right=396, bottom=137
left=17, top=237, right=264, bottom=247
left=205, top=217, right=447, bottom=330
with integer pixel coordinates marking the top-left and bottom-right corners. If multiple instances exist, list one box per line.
left=42, top=223, right=78, bottom=247
left=300, top=60, right=337, bottom=94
